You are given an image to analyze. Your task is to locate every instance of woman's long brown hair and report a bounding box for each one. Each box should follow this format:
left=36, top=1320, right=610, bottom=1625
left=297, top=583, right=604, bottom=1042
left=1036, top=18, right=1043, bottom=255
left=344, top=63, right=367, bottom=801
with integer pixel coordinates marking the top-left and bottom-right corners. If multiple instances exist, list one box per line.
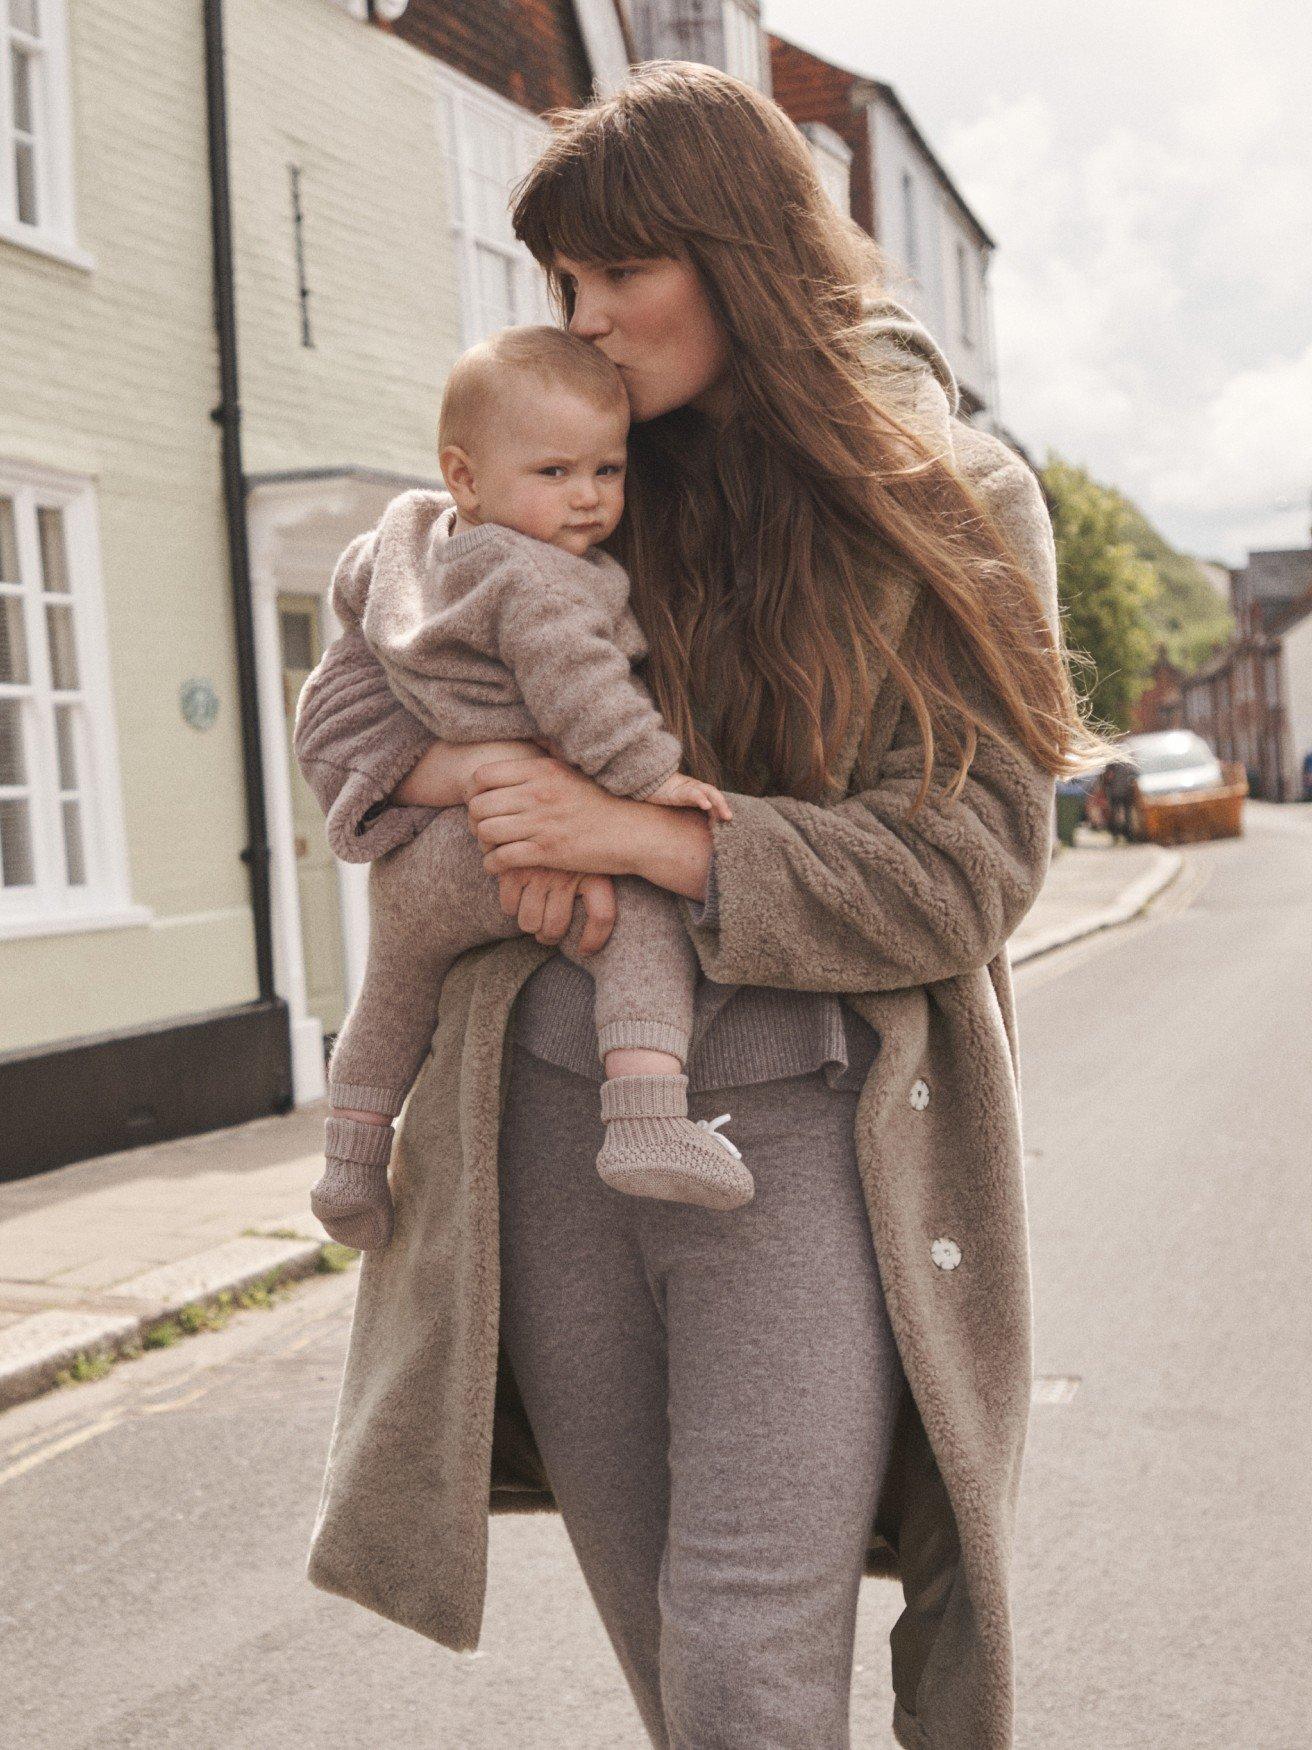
left=512, top=60, right=1113, bottom=809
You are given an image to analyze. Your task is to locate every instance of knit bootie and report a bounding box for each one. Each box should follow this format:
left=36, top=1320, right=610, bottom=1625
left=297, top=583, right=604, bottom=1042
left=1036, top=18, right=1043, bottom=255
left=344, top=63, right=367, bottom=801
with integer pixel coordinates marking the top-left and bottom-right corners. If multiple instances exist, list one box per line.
left=595, top=1074, right=754, bottom=1211
left=310, top=1115, right=396, bottom=1251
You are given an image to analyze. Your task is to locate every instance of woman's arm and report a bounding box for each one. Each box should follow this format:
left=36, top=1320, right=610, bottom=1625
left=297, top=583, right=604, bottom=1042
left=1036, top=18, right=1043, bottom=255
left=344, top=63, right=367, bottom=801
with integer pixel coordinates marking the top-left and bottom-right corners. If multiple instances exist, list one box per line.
left=465, top=721, right=1052, bottom=993
left=668, top=696, right=1054, bottom=992
left=291, top=621, right=545, bottom=860
left=667, top=457, right=1059, bottom=990
left=389, top=735, right=550, bottom=808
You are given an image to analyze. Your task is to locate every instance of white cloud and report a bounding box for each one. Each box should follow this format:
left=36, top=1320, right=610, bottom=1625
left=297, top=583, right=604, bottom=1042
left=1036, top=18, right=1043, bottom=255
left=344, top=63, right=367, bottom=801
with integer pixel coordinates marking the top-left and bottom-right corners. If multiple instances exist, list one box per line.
left=1150, top=345, right=1312, bottom=538
left=943, top=79, right=1312, bottom=560
left=765, top=0, right=1312, bottom=561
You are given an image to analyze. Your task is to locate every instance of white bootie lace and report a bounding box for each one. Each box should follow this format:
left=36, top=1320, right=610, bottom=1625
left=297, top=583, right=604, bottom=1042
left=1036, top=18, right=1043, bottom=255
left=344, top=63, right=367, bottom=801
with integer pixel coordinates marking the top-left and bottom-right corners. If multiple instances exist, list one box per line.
left=695, top=1113, right=742, bottom=1159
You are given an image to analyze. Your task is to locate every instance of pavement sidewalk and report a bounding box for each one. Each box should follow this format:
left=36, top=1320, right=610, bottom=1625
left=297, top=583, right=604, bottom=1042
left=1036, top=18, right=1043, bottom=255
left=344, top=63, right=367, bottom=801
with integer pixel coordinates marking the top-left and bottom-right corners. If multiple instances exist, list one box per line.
left=0, top=833, right=1180, bottom=1413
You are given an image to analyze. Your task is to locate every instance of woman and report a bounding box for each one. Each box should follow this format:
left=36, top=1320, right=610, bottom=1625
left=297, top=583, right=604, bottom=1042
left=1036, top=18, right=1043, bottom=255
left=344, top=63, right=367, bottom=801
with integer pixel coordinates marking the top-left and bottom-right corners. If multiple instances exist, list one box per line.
left=296, top=62, right=1107, bottom=1750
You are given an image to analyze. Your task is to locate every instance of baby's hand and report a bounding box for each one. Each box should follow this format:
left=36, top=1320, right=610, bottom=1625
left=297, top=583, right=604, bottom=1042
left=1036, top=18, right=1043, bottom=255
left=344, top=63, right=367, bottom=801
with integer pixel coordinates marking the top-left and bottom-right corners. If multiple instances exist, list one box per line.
left=646, top=773, right=733, bottom=821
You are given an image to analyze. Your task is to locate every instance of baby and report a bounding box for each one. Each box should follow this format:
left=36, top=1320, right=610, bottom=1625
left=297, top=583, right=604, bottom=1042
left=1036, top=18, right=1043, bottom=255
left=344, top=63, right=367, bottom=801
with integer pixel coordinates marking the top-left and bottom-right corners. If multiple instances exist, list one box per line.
left=307, top=325, right=755, bottom=1251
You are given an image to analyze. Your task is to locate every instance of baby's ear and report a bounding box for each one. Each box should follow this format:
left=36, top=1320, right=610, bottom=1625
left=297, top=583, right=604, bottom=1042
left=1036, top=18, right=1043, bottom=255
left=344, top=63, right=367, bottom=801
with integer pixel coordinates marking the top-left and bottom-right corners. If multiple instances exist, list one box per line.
left=439, top=443, right=478, bottom=514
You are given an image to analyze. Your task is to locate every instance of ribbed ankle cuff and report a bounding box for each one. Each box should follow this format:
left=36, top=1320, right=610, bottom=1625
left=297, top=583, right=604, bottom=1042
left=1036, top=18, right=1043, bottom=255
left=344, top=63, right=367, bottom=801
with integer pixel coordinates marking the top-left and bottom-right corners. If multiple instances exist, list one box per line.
left=328, top=1079, right=406, bottom=1118
left=596, top=1020, right=690, bottom=1061
left=324, top=1114, right=395, bottom=1168
left=600, top=1073, right=690, bottom=1121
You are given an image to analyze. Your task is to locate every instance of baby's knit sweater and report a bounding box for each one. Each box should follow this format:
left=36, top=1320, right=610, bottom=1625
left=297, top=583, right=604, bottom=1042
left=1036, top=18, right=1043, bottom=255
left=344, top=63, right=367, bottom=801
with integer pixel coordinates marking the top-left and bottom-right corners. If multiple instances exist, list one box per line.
left=340, top=494, right=682, bottom=805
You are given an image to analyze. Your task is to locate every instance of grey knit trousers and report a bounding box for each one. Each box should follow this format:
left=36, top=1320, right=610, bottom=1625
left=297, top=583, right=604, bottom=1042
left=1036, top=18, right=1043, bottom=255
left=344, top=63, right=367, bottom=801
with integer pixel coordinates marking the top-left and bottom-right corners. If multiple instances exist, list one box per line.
left=497, top=1041, right=908, bottom=1749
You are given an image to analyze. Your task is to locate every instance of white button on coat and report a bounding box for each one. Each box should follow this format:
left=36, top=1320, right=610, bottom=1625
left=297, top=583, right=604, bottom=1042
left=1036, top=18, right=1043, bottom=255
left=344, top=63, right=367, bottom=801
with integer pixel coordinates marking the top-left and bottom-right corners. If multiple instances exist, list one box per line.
left=931, top=1237, right=962, bottom=1271
left=909, top=1079, right=931, bottom=1110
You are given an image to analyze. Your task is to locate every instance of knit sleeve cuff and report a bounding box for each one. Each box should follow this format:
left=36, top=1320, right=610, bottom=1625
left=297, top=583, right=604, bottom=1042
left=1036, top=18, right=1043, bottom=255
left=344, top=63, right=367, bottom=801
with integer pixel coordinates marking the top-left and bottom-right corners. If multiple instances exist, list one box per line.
left=319, top=726, right=443, bottom=864
left=685, top=847, right=721, bottom=930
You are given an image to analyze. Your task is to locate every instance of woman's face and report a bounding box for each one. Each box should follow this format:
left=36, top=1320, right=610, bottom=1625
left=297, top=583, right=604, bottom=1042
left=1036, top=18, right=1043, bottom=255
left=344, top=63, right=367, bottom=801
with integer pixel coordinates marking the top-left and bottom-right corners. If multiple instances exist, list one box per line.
left=556, top=253, right=733, bottom=423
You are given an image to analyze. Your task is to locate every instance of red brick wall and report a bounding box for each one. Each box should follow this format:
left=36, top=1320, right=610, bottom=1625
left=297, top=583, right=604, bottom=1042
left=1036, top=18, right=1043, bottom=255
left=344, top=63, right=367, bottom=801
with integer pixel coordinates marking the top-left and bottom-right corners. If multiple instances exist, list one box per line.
left=769, top=35, right=874, bottom=235
left=1130, top=657, right=1184, bottom=732
left=391, top=0, right=593, bottom=113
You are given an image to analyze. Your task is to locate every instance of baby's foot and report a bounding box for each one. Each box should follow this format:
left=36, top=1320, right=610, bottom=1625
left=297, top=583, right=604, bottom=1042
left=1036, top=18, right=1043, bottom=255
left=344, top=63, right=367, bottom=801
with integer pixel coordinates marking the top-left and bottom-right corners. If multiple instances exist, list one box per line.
left=310, top=1115, right=396, bottom=1251
left=596, top=1074, right=754, bottom=1211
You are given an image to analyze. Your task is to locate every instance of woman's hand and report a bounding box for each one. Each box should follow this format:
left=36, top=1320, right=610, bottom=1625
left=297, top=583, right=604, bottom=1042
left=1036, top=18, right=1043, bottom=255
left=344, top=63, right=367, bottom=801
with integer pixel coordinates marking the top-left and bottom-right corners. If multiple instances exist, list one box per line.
left=464, top=755, right=636, bottom=877
left=465, top=752, right=716, bottom=903
left=496, top=867, right=618, bottom=954
left=390, top=738, right=549, bottom=809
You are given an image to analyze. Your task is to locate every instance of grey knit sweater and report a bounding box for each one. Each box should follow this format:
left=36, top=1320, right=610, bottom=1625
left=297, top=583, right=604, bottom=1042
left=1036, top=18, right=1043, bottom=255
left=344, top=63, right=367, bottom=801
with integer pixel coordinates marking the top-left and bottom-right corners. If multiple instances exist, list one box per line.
left=507, top=854, right=881, bottom=1092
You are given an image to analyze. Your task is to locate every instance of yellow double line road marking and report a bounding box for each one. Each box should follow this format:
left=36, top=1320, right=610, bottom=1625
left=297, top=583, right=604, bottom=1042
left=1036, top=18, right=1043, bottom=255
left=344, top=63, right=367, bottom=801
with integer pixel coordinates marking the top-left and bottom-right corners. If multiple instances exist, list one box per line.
left=0, top=1384, right=214, bottom=1486
left=0, top=1412, right=126, bottom=1486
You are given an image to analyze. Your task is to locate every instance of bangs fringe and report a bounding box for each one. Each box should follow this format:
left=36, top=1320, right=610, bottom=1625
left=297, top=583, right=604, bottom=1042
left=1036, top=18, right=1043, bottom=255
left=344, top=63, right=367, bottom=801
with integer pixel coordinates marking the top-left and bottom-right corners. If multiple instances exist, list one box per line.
left=513, top=116, right=682, bottom=280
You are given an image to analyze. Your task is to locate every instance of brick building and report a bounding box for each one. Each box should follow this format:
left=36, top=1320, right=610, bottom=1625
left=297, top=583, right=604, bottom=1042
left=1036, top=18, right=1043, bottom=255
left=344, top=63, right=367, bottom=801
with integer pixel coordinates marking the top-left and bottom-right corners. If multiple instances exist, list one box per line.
left=768, top=34, right=1000, bottom=426
left=1130, top=649, right=1186, bottom=733
left=1179, top=547, right=1312, bottom=800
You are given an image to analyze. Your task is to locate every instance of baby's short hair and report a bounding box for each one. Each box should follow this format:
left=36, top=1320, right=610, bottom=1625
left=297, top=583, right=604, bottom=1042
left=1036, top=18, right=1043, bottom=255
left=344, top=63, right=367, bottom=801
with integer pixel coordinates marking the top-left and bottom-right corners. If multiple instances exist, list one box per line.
left=438, top=325, right=628, bottom=454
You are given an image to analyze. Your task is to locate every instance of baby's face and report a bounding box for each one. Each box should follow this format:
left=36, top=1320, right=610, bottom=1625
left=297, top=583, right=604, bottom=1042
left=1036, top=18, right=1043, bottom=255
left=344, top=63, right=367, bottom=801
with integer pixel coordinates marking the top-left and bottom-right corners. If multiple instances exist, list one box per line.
left=467, top=384, right=629, bottom=558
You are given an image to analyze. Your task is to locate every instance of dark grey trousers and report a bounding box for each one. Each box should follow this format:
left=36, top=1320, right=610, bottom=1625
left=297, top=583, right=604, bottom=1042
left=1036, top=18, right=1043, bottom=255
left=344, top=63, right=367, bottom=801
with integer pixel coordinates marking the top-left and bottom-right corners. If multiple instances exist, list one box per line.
left=497, top=1042, right=907, bottom=1748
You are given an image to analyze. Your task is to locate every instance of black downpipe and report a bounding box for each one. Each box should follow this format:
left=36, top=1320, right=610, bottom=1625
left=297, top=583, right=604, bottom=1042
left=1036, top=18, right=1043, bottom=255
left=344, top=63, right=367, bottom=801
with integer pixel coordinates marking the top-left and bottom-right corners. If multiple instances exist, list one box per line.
left=202, top=0, right=277, bottom=1005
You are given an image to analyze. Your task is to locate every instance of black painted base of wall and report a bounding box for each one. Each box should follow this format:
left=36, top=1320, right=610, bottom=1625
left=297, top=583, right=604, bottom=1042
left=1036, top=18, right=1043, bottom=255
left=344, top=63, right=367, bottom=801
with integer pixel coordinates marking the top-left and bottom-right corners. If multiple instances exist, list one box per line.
left=0, top=1000, right=293, bottom=1182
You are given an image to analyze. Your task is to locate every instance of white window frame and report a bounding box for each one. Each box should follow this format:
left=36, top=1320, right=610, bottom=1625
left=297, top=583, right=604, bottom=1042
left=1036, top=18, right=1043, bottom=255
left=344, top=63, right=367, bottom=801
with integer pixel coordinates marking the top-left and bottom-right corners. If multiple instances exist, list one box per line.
left=722, top=0, right=765, bottom=88
left=0, top=461, right=144, bottom=939
left=0, top=0, right=90, bottom=270
left=433, top=64, right=554, bottom=349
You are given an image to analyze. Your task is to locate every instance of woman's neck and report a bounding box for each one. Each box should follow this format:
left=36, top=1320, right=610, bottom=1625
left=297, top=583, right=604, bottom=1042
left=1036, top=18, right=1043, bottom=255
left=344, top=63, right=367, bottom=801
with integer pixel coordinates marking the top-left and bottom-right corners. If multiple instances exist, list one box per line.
left=688, top=372, right=734, bottom=426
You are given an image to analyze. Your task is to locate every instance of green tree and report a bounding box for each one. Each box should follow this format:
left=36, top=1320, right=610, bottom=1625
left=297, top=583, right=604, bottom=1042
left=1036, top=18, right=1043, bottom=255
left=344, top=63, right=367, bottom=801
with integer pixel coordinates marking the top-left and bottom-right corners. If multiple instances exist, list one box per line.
left=1106, top=493, right=1233, bottom=671
left=1040, top=457, right=1161, bottom=731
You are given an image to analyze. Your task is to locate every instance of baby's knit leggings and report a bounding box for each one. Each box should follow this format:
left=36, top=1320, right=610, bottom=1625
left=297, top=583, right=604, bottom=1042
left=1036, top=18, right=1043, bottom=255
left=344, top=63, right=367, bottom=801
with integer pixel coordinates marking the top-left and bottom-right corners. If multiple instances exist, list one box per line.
left=328, top=806, right=698, bottom=1121
left=497, top=1041, right=907, bottom=1749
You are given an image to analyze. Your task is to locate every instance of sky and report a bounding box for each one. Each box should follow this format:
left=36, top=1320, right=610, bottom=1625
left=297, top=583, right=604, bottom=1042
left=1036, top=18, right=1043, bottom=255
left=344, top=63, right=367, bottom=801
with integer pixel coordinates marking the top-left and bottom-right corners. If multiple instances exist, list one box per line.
left=764, top=0, right=1312, bottom=565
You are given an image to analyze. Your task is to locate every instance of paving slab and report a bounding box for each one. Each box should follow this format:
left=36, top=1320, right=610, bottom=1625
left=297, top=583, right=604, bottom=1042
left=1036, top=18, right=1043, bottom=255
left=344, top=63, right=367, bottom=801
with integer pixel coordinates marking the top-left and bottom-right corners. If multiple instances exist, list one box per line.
left=1010, top=836, right=1180, bottom=964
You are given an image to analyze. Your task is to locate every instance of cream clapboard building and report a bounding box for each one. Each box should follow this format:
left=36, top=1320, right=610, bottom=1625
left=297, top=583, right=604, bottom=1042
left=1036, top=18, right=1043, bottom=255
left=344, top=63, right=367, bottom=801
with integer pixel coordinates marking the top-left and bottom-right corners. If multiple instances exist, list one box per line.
left=0, top=0, right=263, bottom=1176
left=0, top=0, right=621, bottom=1173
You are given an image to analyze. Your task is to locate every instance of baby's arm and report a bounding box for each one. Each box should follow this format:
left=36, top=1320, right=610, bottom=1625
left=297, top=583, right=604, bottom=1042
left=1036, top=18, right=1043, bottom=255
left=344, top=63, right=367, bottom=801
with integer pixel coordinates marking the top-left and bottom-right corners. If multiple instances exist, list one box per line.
left=497, top=559, right=683, bottom=803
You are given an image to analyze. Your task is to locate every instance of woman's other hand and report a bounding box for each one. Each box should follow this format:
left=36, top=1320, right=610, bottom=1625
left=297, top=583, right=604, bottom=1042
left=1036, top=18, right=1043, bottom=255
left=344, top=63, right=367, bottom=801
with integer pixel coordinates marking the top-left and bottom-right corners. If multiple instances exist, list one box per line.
left=496, top=867, right=617, bottom=954
left=390, top=738, right=549, bottom=809
left=464, top=755, right=633, bottom=877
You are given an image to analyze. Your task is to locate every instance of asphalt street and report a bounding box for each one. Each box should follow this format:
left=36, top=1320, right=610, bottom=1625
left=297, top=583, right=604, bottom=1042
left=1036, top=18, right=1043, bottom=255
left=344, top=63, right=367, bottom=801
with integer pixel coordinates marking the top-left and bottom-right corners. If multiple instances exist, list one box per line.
left=2, top=803, right=1309, bottom=1748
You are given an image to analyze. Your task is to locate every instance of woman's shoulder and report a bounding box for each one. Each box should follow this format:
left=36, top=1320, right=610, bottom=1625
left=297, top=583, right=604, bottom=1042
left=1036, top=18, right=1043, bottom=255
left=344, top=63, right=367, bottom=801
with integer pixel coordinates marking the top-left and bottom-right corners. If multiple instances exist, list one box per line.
left=950, top=425, right=1058, bottom=623
left=950, top=421, right=1034, bottom=491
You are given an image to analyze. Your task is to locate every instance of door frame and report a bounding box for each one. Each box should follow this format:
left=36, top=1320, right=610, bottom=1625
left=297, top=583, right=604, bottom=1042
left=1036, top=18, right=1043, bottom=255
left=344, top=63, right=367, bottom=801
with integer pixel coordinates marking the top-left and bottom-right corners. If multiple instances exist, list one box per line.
left=246, top=467, right=437, bottom=1105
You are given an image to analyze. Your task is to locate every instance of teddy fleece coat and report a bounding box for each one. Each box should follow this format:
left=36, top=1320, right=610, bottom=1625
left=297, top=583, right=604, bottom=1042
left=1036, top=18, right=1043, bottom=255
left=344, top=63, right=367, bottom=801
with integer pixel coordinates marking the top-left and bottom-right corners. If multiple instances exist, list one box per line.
left=293, top=302, right=1060, bottom=1750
